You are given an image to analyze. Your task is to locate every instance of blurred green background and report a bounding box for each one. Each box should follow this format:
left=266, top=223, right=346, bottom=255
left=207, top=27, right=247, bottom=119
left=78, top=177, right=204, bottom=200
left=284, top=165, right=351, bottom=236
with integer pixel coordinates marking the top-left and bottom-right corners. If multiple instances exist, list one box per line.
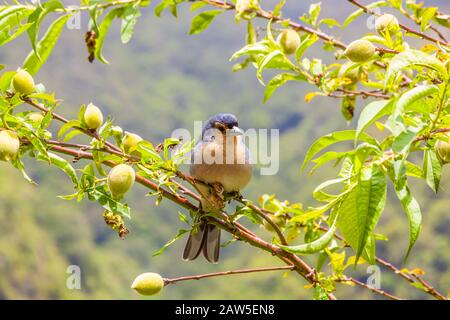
left=0, top=0, right=449, bottom=299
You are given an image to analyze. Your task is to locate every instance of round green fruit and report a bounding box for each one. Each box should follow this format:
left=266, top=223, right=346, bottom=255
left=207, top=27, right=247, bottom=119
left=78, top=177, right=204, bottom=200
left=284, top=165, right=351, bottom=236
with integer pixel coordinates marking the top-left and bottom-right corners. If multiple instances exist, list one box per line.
left=435, top=137, right=450, bottom=163
left=375, top=14, right=399, bottom=36
left=131, top=272, right=164, bottom=296
left=0, top=130, right=20, bottom=162
left=263, top=214, right=286, bottom=233
left=123, top=131, right=143, bottom=155
left=344, top=39, right=375, bottom=63
left=12, top=70, right=35, bottom=95
left=84, top=103, right=103, bottom=130
left=277, top=29, right=301, bottom=55
left=107, top=164, right=135, bottom=198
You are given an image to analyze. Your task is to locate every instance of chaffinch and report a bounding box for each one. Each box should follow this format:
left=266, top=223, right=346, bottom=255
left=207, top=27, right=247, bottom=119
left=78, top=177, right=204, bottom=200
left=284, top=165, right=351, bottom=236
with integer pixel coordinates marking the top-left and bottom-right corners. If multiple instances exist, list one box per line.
left=183, top=113, right=252, bottom=263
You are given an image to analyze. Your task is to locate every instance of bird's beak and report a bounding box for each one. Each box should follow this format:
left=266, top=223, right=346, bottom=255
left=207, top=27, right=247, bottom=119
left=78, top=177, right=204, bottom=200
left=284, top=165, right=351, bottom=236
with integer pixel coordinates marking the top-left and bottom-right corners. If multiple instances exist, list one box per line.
left=227, top=126, right=244, bottom=136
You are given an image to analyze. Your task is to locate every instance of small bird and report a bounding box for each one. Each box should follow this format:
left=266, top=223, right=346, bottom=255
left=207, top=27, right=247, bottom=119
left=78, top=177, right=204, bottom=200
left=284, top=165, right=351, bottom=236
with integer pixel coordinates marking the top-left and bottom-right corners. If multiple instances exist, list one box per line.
left=183, top=113, right=252, bottom=263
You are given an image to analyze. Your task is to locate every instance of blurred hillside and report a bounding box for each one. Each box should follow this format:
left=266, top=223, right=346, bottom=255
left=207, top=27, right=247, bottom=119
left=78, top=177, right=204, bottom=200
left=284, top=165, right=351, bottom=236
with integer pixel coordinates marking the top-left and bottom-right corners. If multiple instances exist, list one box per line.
left=0, top=1, right=449, bottom=299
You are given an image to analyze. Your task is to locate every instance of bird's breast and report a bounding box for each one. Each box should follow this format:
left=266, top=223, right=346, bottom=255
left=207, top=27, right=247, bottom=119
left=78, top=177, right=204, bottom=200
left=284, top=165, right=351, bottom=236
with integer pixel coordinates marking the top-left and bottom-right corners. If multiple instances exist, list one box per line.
left=190, top=138, right=252, bottom=192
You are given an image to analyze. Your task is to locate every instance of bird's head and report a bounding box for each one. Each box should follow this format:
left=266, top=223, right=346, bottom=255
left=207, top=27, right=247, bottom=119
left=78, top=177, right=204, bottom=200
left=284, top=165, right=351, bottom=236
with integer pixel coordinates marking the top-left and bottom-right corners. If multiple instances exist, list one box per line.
left=202, top=113, right=244, bottom=141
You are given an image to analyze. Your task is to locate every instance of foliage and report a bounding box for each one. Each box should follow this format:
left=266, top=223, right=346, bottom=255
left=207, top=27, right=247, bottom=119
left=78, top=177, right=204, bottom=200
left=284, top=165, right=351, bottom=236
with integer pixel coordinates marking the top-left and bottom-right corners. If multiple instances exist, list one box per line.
left=0, top=0, right=449, bottom=300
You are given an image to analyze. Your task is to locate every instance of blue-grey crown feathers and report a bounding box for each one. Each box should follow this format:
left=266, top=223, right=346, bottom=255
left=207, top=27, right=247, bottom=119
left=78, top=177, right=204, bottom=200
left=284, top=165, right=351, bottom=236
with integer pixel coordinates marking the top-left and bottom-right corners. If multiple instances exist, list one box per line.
left=202, top=113, right=238, bottom=137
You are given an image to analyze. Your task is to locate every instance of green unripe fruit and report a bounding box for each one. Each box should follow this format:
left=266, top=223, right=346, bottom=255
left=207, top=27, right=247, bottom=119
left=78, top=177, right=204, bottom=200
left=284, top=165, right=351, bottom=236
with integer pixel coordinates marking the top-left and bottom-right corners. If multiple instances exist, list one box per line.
left=28, top=112, right=44, bottom=125
left=123, top=131, right=143, bottom=155
left=0, top=130, right=20, bottom=161
left=435, top=136, right=450, bottom=164
left=12, top=70, right=35, bottom=95
left=131, top=272, right=164, bottom=296
left=263, top=214, right=286, bottom=233
left=375, top=14, right=399, bottom=36
left=84, top=103, right=103, bottom=130
left=107, top=164, right=135, bottom=198
left=344, top=39, right=376, bottom=63
left=277, top=29, right=301, bottom=55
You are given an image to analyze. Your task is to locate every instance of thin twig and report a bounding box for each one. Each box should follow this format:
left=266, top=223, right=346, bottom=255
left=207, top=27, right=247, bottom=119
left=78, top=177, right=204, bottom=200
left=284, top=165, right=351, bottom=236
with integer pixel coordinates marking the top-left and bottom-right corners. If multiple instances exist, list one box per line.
left=347, top=0, right=449, bottom=47
left=336, top=276, right=402, bottom=300
left=317, top=226, right=447, bottom=300
left=235, top=199, right=288, bottom=246
left=411, top=274, right=448, bottom=300
left=164, top=265, right=296, bottom=285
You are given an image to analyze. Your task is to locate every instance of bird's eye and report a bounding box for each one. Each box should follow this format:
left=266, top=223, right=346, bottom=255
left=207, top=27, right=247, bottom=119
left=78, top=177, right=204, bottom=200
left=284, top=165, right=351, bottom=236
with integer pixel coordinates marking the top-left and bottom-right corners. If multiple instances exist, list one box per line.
left=214, top=122, right=226, bottom=133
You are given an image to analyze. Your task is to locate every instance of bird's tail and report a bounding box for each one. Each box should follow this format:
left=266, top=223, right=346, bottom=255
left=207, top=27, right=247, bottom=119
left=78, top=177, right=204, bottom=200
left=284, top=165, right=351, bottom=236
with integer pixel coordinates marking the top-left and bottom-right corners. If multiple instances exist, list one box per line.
left=183, top=221, right=221, bottom=263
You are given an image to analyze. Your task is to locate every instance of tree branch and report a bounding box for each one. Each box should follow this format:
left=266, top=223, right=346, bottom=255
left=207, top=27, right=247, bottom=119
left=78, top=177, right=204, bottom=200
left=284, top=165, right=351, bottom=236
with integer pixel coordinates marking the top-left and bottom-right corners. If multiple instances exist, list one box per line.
left=346, top=0, right=449, bottom=47
left=335, top=276, right=402, bottom=300
left=163, top=265, right=296, bottom=285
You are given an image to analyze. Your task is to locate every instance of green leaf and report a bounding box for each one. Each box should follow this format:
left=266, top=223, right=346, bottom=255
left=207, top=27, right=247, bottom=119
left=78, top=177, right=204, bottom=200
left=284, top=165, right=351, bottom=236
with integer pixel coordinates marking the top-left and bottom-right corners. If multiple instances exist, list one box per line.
left=395, top=181, right=422, bottom=262
left=89, top=186, right=131, bottom=219
left=0, top=6, right=33, bottom=45
left=336, top=174, right=384, bottom=265
left=313, top=177, right=348, bottom=202
left=423, top=148, right=442, bottom=193
left=392, top=127, right=420, bottom=153
left=58, top=120, right=82, bottom=140
left=341, top=1, right=387, bottom=29
left=302, top=130, right=380, bottom=171
left=230, top=41, right=271, bottom=60
left=153, top=229, right=189, bottom=256
left=38, top=151, right=78, bottom=187
left=279, top=217, right=338, bottom=254
left=256, top=50, right=295, bottom=85
left=353, top=164, right=386, bottom=262
left=385, top=50, right=448, bottom=88
left=95, top=8, right=124, bottom=64
left=189, top=10, right=222, bottom=35
left=27, top=0, right=63, bottom=58
left=394, top=85, right=439, bottom=122
left=154, top=0, right=171, bottom=17
left=295, top=34, right=318, bottom=63
left=120, top=5, right=141, bottom=44
left=22, top=14, right=70, bottom=75
left=405, top=161, right=424, bottom=179
left=309, top=151, right=348, bottom=175
left=263, top=73, right=306, bottom=103
left=12, top=158, right=37, bottom=185
left=234, top=205, right=263, bottom=224
left=355, top=100, right=392, bottom=144
left=421, top=7, right=438, bottom=31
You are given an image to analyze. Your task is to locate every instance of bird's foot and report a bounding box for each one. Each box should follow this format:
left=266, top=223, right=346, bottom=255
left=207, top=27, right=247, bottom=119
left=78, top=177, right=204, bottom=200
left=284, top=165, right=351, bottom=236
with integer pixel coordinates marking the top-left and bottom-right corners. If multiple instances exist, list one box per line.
left=203, top=182, right=225, bottom=210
